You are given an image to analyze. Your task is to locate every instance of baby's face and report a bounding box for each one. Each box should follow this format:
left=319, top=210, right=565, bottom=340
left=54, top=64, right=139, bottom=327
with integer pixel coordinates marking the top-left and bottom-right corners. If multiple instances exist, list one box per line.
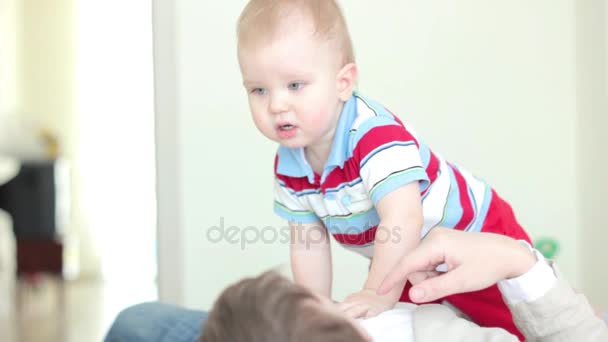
left=238, top=15, right=345, bottom=149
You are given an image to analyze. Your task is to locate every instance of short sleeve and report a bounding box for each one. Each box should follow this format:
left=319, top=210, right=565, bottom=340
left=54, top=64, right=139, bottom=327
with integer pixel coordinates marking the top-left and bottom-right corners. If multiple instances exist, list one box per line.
left=353, top=120, right=430, bottom=205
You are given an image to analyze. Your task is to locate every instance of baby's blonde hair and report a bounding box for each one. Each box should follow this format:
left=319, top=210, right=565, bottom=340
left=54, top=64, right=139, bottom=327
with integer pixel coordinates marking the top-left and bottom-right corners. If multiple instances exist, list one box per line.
left=237, top=0, right=355, bottom=66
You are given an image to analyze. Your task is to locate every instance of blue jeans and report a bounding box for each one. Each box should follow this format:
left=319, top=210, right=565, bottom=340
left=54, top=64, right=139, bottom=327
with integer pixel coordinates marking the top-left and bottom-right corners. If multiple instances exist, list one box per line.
left=104, top=302, right=208, bottom=342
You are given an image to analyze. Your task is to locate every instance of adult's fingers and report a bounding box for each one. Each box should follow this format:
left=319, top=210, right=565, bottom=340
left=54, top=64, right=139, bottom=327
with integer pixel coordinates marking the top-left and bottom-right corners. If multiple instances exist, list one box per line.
left=377, top=241, right=444, bottom=295
left=407, top=270, right=441, bottom=285
left=364, top=308, right=380, bottom=319
left=408, top=267, right=467, bottom=303
left=337, top=299, right=359, bottom=312
left=342, top=303, right=371, bottom=319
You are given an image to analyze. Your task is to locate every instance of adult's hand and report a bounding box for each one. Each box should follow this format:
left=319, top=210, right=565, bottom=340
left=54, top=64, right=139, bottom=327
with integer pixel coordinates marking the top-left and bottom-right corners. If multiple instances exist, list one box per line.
left=377, top=227, right=537, bottom=303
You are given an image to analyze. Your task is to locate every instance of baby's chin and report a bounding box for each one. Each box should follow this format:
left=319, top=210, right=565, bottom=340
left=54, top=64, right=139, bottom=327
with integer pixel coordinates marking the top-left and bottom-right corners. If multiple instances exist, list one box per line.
left=272, top=136, right=308, bottom=149
left=279, top=141, right=307, bottom=149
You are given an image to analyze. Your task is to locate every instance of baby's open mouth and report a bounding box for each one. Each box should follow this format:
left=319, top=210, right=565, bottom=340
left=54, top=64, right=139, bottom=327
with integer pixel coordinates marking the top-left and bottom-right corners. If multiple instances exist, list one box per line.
left=279, top=124, right=295, bottom=131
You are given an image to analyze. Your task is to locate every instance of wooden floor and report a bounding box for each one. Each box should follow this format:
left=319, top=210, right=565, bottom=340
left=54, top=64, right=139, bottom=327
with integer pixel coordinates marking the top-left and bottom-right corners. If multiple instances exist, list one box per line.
left=0, top=271, right=156, bottom=342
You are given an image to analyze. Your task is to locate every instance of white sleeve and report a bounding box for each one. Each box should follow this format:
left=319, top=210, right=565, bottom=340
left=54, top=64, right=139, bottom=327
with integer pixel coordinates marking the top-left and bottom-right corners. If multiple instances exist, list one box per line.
left=497, top=241, right=557, bottom=305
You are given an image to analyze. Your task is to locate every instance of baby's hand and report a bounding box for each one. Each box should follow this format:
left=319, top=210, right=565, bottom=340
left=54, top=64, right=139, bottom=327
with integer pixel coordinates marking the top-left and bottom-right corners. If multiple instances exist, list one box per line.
left=338, top=289, right=396, bottom=319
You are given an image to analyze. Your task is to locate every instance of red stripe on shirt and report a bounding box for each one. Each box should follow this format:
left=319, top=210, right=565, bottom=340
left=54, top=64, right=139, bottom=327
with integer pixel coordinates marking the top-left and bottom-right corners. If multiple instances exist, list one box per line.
left=332, top=226, right=377, bottom=245
left=275, top=154, right=319, bottom=192
left=422, top=151, right=440, bottom=196
left=353, top=125, right=419, bottom=167
left=322, top=165, right=355, bottom=192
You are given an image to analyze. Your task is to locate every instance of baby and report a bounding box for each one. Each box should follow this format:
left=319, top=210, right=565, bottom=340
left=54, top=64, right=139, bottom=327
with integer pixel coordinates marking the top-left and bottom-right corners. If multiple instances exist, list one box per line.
left=236, top=0, right=530, bottom=339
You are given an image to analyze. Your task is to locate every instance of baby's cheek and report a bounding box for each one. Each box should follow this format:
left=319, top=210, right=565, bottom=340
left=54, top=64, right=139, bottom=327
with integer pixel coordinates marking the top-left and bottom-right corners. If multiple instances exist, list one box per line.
left=309, top=109, right=332, bottom=125
left=251, top=113, right=270, bottom=133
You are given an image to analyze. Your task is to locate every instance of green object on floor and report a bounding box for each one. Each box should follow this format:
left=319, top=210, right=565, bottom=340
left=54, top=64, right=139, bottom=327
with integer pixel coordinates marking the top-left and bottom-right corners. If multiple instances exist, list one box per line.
left=534, top=238, right=560, bottom=259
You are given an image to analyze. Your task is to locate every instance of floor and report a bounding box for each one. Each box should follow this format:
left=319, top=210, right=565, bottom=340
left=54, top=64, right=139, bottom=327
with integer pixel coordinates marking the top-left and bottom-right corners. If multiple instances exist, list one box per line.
left=0, top=271, right=156, bottom=342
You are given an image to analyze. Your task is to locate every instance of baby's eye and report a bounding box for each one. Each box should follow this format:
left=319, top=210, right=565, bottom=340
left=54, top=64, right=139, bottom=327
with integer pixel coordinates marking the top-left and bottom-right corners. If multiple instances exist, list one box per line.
left=288, top=82, right=304, bottom=91
left=251, top=88, right=266, bottom=95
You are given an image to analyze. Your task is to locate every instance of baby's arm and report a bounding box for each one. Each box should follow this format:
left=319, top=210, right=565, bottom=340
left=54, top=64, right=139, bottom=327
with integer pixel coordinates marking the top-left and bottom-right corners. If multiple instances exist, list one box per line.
left=289, top=221, right=332, bottom=298
left=340, top=182, right=423, bottom=318
left=367, top=181, right=423, bottom=295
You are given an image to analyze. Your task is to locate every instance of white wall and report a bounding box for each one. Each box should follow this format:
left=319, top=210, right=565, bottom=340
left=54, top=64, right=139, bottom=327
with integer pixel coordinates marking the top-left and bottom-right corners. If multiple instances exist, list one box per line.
left=154, top=0, right=185, bottom=304
left=76, top=0, right=157, bottom=283
left=0, top=0, right=18, bottom=114
left=18, top=0, right=76, bottom=143
left=156, top=0, right=595, bottom=309
left=577, top=0, right=608, bottom=307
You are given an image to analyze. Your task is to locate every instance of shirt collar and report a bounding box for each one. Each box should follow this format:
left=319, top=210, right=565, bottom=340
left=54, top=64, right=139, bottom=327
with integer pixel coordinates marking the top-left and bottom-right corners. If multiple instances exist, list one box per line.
left=276, top=94, right=358, bottom=182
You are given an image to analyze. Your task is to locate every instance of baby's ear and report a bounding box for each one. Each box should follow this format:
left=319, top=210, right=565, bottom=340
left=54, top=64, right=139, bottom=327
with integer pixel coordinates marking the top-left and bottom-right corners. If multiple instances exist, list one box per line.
left=336, top=63, right=358, bottom=101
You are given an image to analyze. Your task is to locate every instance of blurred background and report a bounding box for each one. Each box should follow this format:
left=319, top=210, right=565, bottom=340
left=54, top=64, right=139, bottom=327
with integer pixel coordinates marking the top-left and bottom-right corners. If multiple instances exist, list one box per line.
left=0, top=0, right=156, bottom=341
left=1, top=0, right=607, bottom=341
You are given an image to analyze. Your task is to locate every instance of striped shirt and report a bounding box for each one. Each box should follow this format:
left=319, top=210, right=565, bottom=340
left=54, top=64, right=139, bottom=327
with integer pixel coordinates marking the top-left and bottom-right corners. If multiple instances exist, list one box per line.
left=273, top=93, right=493, bottom=258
